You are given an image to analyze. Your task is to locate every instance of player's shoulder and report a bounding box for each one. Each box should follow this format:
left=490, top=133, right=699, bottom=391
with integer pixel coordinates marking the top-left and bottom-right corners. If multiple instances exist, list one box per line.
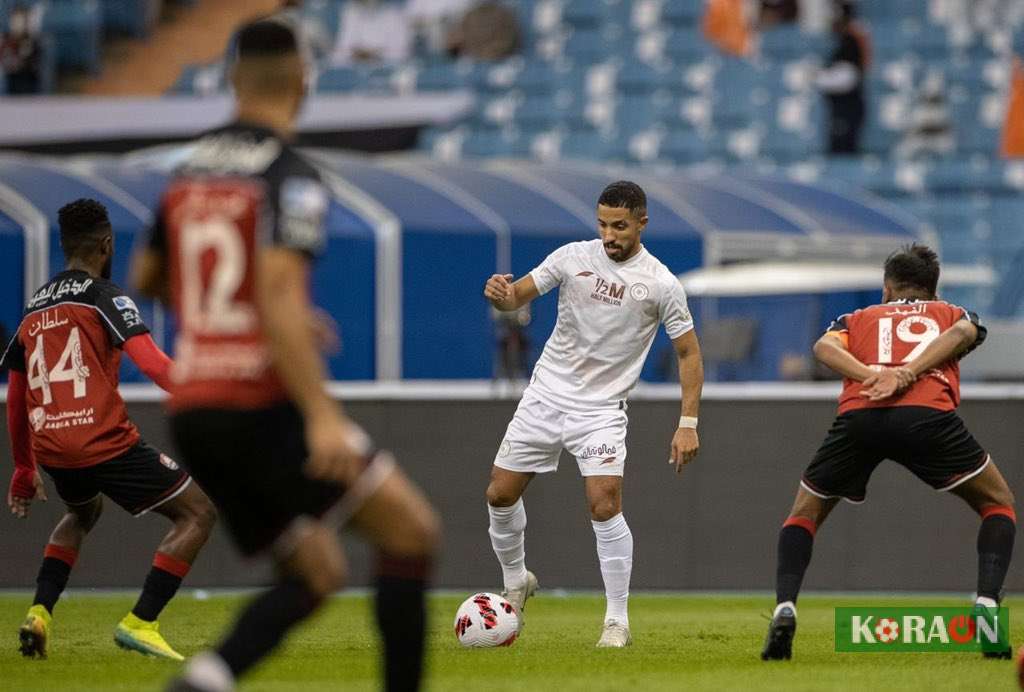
left=88, top=278, right=141, bottom=312
left=640, top=251, right=683, bottom=291
left=24, top=271, right=97, bottom=312
left=180, top=122, right=286, bottom=178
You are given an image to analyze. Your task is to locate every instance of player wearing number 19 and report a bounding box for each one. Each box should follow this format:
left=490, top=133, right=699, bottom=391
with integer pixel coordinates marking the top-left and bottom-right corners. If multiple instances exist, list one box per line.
left=762, top=244, right=1016, bottom=661
left=1, top=199, right=216, bottom=661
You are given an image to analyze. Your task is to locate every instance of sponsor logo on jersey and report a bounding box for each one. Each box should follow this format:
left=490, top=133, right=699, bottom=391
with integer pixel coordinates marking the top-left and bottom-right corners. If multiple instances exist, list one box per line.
left=498, top=439, right=512, bottom=457
left=590, top=277, right=625, bottom=306
left=113, top=296, right=138, bottom=312
left=159, top=454, right=180, bottom=471
left=27, top=277, right=93, bottom=309
left=280, top=177, right=327, bottom=252
left=580, top=443, right=617, bottom=459
left=575, top=271, right=594, bottom=277
left=186, top=134, right=282, bottom=175
left=629, top=283, right=649, bottom=301
left=30, top=407, right=46, bottom=432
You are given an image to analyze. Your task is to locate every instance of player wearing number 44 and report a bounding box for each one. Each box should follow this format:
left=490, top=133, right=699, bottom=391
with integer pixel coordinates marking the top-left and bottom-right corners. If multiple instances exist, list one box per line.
left=1, top=199, right=216, bottom=661
left=762, top=244, right=1016, bottom=662
left=483, top=181, right=704, bottom=648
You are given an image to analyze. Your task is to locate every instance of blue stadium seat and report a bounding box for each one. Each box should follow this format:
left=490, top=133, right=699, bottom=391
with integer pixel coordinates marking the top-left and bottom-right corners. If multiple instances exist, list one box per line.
left=658, top=0, right=703, bottom=27
left=102, top=0, right=162, bottom=37
left=662, top=26, right=715, bottom=60
left=659, top=128, right=713, bottom=163
left=615, top=61, right=676, bottom=95
left=758, top=26, right=829, bottom=59
left=316, top=67, right=367, bottom=92
left=42, top=0, right=103, bottom=72
left=463, top=128, right=531, bottom=158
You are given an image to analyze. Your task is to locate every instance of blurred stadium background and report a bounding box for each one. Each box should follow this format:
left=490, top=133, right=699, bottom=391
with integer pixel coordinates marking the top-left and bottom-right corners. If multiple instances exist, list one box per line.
left=0, top=0, right=1022, bottom=592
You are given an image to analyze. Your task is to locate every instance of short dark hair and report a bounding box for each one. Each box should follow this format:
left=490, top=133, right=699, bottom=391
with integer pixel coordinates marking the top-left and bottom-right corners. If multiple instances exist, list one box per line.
left=235, top=18, right=299, bottom=59
left=883, top=243, right=940, bottom=298
left=598, top=180, right=647, bottom=218
left=58, top=198, right=111, bottom=260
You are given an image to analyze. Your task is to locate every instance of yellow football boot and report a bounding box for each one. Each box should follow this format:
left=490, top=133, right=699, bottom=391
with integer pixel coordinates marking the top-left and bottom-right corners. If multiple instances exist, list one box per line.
left=113, top=613, right=184, bottom=661
left=19, top=604, right=51, bottom=658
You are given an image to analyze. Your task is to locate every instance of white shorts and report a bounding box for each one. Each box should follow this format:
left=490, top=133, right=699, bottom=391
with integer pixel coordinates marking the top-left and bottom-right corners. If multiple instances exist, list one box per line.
left=493, top=393, right=628, bottom=477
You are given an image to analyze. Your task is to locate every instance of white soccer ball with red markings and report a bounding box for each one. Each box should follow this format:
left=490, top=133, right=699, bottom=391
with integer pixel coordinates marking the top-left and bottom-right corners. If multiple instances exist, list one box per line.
left=453, top=592, right=520, bottom=648
left=875, top=617, right=900, bottom=643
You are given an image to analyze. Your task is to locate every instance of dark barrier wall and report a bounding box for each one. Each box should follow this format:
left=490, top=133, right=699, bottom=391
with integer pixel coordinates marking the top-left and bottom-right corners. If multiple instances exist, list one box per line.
left=1, top=398, right=1022, bottom=592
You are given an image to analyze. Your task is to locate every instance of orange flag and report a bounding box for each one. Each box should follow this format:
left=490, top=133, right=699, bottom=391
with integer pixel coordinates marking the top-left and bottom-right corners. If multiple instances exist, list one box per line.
left=1002, top=57, right=1024, bottom=157
left=703, top=0, right=751, bottom=57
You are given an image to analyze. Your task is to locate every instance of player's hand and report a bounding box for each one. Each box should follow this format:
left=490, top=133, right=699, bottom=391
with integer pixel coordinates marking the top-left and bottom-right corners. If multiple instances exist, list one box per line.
left=7, top=471, right=47, bottom=519
left=484, top=274, right=515, bottom=309
left=310, top=307, right=341, bottom=356
left=860, top=367, right=915, bottom=402
left=669, top=427, right=699, bottom=474
left=304, top=409, right=370, bottom=486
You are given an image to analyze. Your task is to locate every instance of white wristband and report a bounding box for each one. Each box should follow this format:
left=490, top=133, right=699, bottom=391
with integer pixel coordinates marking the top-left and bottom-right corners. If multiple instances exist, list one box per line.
left=679, top=416, right=698, bottom=429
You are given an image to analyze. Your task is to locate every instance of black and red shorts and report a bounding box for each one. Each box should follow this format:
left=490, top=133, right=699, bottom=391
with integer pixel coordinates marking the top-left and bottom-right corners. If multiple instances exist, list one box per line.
left=801, top=406, right=989, bottom=504
left=170, top=403, right=346, bottom=556
left=41, top=440, right=190, bottom=516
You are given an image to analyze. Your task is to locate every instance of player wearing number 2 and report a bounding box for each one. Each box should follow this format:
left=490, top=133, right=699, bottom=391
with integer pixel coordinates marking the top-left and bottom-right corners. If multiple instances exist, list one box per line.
left=762, top=244, right=1016, bottom=661
left=1, top=199, right=216, bottom=660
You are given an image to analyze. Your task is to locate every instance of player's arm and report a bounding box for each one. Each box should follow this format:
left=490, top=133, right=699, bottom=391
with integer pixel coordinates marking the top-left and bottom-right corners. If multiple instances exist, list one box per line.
left=812, top=332, right=875, bottom=382
left=484, top=274, right=540, bottom=311
left=123, top=334, right=174, bottom=392
left=670, top=329, right=703, bottom=474
left=6, top=371, right=47, bottom=518
left=256, top=247, right=366, bottom=484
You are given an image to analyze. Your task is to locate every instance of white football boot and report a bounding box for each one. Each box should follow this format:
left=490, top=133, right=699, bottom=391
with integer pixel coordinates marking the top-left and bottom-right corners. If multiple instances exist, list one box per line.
left=596, top=619, right=632, bottom=648
left=501, top=570, right=538, bottom=625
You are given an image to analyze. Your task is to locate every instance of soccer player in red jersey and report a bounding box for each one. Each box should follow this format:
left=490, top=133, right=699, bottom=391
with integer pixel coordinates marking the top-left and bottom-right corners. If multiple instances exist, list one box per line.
left=762, top=244, right=1015, bottom=660
left=2, top=199, right=216, bottom=660
left=131, top=18, right=439, bottom=692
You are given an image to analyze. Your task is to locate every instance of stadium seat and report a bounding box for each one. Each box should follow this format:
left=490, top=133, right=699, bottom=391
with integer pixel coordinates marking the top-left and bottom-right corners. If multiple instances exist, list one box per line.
left=102, top=0, right=163, bottom=37
left=42, top=0, right=103, bottom=73
left=316, top=67, right=367, bottom=92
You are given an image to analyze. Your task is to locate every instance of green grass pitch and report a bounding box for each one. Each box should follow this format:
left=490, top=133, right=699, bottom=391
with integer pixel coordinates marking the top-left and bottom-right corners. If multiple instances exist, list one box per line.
left=1, top=592, right=1021, bottom=691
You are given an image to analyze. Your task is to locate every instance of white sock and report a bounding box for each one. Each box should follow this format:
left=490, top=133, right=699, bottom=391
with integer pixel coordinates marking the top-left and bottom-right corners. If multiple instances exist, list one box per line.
left=774, top=601, right=797, bottom=618
left=592, top=513, right=632, bottom=626
left=976, top=596, right=998, bottom=609
left=488, top=499, right=528, bottom=590
left=183, top=651, right=235, bottom=692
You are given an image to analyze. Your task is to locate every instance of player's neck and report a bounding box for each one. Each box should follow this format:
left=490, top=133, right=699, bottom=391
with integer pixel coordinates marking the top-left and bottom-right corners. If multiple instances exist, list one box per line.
left=887, top=292, right=933, bottom=303
left=234, top=103, right=295, bottom=140
left=65, top=258, right=102, bottom=279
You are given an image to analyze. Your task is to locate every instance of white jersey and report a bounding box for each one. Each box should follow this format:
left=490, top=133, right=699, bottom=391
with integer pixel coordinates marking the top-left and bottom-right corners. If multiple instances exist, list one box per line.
left=526, top=239, right=694, bottom=413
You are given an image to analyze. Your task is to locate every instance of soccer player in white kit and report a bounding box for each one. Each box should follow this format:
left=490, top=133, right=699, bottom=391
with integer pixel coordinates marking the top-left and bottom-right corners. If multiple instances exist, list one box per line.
left=482, top=181, right=704, bottom=648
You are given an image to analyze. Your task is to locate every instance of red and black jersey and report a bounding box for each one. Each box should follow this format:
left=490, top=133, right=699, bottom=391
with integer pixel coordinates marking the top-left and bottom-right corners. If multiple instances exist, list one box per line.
left=826, top=299, right=987, bottom=414
left=0, top=270, right=150, bottom=468
left=145, top=122, right=328, bottom=412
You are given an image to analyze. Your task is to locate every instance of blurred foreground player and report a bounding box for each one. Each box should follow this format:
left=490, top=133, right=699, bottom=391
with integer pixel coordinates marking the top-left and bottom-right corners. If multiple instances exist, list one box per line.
left=762, top=245, right=1015, bottom=660
left=131, top=18, right=439, bottom=692
left=3, top=199, right=216, bottom=660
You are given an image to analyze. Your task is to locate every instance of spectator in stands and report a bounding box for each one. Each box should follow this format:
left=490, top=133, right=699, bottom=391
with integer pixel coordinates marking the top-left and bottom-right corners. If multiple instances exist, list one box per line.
left=445, top=1, right=520, bottom=60
left=759, top=0, right=799, bottom=28
left=330, top=0, right=413, bottom=66
left=407, top=0, right=473, bottom=56
left=0, top=4, right=42, bottom=95
left=815, top=1, right=870, bottom=154
left=896, top=70, right=955, bottom=159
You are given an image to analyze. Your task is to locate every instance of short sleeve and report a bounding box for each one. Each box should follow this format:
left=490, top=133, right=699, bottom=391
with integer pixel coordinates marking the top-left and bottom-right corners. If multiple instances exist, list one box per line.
left=955, top=305, right=987, bottom=357
left=273, top=173, right=329, bottom=258
left=0, top=333, right=26, bottom=372
left=826, top=313, right=851, bottom=334
left=660, top=277, right=694, bottom=339
left=529, top=244, right=573, bottom=296
left=92, top=282, right=149, bottom=347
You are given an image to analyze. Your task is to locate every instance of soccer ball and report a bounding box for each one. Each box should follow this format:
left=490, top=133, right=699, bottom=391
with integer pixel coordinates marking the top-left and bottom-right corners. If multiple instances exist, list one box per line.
left=875, top=617, right=900, bottom=643
left=453, top=592, right=520, bottom=648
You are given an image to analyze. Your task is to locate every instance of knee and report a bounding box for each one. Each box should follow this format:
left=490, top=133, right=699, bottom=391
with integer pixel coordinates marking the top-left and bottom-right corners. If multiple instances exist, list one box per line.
left=589, top=497, right=620, bottom=523
left=176, top=495, right=218, bottom=537
left=288, top=526, right=347, bottom=597
left=73, top=498, right=104, bottom=532
left=486, top=482, right=521, bottom=508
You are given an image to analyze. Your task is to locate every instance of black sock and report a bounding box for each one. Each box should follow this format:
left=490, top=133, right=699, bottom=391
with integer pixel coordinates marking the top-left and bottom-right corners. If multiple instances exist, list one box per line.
left=977, top=514, right=1015, bottom=601
left=33, top=557, right=73, bottom=614
left=217, top=578, right=322, bottom=679
left=776, top=522, right=815, bottom=605
left=376, top=554, right=431, bottom=692
left=132, top=567, right=184, bottom=622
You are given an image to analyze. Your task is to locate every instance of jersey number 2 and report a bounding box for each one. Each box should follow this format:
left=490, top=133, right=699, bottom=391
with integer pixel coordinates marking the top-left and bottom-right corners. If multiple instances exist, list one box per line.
left=877, top=315, right=940, bottom=363
left=26, top=328, right=91, bottom=405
